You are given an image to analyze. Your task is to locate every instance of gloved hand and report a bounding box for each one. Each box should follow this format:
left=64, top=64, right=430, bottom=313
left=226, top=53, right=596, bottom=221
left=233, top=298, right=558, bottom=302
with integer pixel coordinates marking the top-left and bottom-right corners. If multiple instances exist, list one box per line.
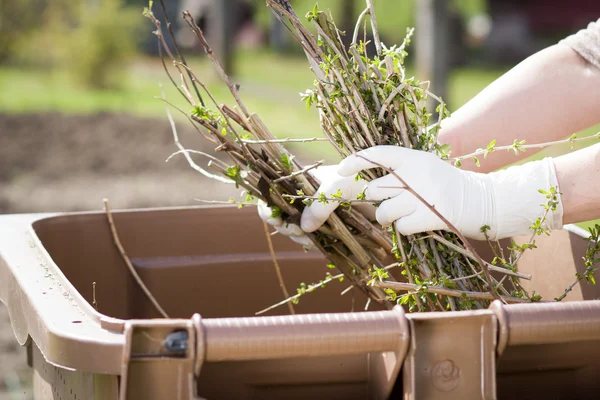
left=257, top=164, right=372, bottom=248
left=257, top=199, right=314, bottom=248
left=334, top=145, right=564, bottom=240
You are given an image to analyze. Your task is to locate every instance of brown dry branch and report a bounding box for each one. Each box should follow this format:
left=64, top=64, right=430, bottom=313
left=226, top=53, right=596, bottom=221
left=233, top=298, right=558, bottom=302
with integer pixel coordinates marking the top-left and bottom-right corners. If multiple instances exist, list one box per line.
left=103, top=198, right=170, bottom=318
left=145, top=0, right=574, bottom=313
left=92, top=282, right=98, bottom=311
left=171, top=8, right=392, bottom=305
left=262, top=221, right=296, bottom=314
left=376, top=281, right=531, bottom=304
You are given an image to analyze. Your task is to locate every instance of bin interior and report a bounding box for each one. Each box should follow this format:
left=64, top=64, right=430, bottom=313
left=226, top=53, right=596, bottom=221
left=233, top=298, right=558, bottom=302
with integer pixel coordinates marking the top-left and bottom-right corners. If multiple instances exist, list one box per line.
left=32, top=206, right=389, bottom=320
left=29, top=205, right=600, bottom=399
left=32, top=205, right=598, bottom=320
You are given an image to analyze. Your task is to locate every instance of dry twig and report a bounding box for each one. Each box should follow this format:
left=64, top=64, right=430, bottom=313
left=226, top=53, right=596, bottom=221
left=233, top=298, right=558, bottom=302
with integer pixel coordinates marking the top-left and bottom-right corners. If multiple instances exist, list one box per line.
left=262, top=221, right=296, bottom=314
left=103, top=199, right=169, bottom=318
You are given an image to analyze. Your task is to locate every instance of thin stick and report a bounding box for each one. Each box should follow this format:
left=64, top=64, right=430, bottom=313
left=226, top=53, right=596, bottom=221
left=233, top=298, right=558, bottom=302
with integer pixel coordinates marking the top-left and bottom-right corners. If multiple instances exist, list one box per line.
left=160, top=87, right=234, bottom=183
left=556, top=277, right=582, bottom=302
left=182, top=12, right=250, bottom=118
left=154, top=96, right=218, bottom=144
left=365, top=0, right=382, bottom=55
left=240, top=137, right=328, bottom=144
left=157, top=0, right=205, bottom=106
left=377, top=281, right=530, bottom=303
left=262, top=221, right=295, bottom=314
left=454, top=133, right=600, bottom=162
left=378, top=83, right=407, bottom=121
left=282, top=194, right=377, bottom=204
left=341, top=285, right=354, bottom=296
left=274, top=160, right=324, bottom=183
left=193, top=199, right=255, bottom=206
left=103, top=199, right=169, bottom=318
left=397, top=231, right=424, bottom=311
left=166, top=149, right=230, bottom=168
left=256, top=272, right=345, bottom=315
left=427, top=232, right=531, bottom=280
left=352, top=7, right=370, bottom=45
left=92, top=282, right=98, bottom=311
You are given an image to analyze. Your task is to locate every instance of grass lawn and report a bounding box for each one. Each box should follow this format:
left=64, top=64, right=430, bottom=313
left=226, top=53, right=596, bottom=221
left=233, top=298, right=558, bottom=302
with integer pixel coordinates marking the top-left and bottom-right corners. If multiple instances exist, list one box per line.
left=0, top=49, right=503, bottom=159
left=1, top=48, right=598, bottom=230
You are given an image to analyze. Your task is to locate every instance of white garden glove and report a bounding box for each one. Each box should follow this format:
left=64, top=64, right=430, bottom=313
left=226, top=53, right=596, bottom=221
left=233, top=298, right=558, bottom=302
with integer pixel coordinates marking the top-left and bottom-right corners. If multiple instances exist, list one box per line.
left=257, top=199, right=314, bottom=248
left=335, top=146, right=563, bottom=240
left=257, top=164, right=372, bottom=248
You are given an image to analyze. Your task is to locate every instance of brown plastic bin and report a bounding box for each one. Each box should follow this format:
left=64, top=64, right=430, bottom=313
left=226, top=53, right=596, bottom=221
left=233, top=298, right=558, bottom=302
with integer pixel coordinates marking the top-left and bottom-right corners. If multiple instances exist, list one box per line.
left=1, top=205, right=600, bottom=399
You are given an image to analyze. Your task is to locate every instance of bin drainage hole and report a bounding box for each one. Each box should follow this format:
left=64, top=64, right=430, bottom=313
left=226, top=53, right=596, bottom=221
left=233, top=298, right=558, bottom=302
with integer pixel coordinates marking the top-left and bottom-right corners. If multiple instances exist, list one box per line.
left=431, top=359, right=461, bottom=392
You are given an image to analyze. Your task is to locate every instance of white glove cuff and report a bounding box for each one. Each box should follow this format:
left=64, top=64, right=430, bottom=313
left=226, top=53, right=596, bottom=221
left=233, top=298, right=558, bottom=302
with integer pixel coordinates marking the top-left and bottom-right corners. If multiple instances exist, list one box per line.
left=489, top=157, right=563, bottom=240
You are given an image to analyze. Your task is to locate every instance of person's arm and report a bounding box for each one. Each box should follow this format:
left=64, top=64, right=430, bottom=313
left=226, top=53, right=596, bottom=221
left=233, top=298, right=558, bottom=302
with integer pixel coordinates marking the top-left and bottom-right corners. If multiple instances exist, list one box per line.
left=439, top=43, right=600, bottom=173
left=555, top=142, right=600, bottom=225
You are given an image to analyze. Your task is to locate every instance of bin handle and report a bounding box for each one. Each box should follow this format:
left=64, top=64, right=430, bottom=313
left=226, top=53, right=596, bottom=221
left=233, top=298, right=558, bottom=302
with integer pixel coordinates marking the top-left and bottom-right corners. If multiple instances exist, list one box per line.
left=198, top=306, right=409, bottom=362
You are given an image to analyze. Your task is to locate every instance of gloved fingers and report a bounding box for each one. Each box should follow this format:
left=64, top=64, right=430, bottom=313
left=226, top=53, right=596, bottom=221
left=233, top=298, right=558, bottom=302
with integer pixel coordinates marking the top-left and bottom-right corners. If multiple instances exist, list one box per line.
left=289, top=234, right=315, bottom=249
left=393, top=204, right=445, bottom=236
left=375, top=191, right=418, bottom=227
left=300, top=175, right=365, bottom=232
left=301, top=203, right=337, bottom=232
left=308, top=164, right=339, bottom=184
left=274, top=222, right=305, bottom=237
left=365, top=174, right=406, bottom=201
left=338, top=146, right=423, bottom=177
left=257, top=200, right=283, bottom=227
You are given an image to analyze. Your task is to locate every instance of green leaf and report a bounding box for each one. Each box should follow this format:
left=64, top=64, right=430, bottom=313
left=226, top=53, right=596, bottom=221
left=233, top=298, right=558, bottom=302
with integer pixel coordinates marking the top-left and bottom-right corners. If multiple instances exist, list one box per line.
left=484, top=139, right=496, bottom=158
left=280, top=153, right=294, bottom=171
left=330, top=188, right=343, bottom=199
left=317, top=192, right=328, bottom=204
left=435, top=143, right=451, bottom=159
left=510, top=139, right=527, bottom=155
left=306, top=3, right=320, bottom=21
left=225, top=165, right=241, bottom=180
left=270, top=206, right=282, bottom=218
left=327, top=263, right=336, bottom=269
left=473, top=156, right=480, bottom=167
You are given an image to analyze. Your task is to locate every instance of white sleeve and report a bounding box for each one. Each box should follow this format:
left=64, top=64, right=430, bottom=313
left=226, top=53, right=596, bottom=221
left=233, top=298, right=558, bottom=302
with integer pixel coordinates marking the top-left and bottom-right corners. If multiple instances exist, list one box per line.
left=560, top=19, right=600, bottom=70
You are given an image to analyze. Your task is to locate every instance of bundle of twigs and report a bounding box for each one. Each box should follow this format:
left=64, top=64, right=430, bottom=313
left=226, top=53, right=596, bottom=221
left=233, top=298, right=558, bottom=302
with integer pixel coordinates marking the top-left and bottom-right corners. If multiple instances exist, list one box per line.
left=144, top=0, right=536, bottom=313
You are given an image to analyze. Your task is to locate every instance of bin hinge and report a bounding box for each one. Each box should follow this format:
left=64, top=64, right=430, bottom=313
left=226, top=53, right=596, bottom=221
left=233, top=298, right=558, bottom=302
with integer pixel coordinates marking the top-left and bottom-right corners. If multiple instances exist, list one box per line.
left=119, top=314, right=205, bottom=400
left=402, top=310, right=497, bottom=400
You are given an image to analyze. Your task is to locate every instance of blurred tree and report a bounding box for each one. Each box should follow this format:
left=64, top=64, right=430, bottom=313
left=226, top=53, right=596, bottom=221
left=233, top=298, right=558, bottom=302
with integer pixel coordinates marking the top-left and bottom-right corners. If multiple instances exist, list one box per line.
left=66, top=0, right=142, bottom=88
left=0, top=0, right=49, bottom=63
left=12, top=0, right=142, bottom=89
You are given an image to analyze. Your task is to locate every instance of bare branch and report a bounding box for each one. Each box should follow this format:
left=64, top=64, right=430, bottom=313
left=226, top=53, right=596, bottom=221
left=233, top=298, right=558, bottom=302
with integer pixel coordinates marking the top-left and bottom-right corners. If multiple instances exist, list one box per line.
left=273, top=160, right=324, bottom=183
left=103, top=199, right=169, bottom=318
left=378, top=281, right=530, bottom=304
left=262, top=221, right=296, bottom=314
left=160, top=87, right=234, bottom=184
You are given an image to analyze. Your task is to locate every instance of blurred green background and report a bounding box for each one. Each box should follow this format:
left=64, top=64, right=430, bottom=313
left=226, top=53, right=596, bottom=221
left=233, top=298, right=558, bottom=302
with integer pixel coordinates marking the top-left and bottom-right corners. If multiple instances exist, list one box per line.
left=0, top=1, right=599, bottom=397
left=1, top=0, right=598, bottom=215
